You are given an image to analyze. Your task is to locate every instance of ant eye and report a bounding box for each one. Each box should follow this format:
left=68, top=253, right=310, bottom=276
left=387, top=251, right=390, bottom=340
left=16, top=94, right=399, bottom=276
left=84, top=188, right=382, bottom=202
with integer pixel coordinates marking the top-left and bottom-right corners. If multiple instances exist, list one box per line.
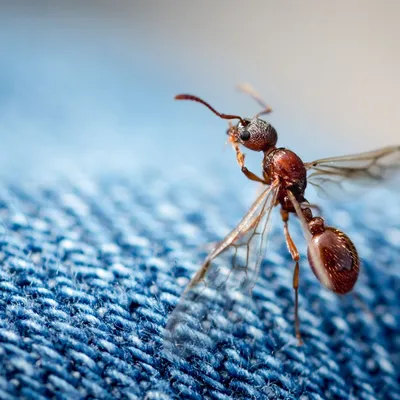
left=240, top=130, right=251, bottom=141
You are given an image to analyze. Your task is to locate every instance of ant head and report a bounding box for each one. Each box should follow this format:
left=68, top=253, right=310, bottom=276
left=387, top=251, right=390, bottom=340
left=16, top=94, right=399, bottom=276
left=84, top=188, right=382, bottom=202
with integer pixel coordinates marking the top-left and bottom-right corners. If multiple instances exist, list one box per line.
left=233, top=117, right=277, bottom=152
left=175, top=94, right=278, bottom=152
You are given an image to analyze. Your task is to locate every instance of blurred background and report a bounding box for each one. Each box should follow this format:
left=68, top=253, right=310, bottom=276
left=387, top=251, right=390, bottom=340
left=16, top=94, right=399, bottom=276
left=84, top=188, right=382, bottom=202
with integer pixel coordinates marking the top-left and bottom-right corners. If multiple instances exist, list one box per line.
left=0, top=0, right=399, bottom=184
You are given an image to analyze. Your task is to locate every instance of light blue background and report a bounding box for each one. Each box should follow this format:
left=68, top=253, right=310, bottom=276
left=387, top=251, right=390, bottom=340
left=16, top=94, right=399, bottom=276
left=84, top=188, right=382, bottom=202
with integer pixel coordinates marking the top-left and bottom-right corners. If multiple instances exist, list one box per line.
left=1, top=2, right=399, bottom=185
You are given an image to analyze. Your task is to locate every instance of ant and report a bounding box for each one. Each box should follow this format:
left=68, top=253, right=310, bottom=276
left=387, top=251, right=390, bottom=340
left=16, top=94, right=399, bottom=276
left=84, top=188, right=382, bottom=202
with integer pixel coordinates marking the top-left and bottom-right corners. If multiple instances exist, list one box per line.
left=165, top=84, right=400, bottom=346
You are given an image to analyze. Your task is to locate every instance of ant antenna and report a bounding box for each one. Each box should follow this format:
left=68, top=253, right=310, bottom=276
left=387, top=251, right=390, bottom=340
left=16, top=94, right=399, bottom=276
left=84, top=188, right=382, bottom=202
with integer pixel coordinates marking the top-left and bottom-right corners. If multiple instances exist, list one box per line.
left=237, top=83, right=272, bottom=117
left=175, top=94, right=246, bottom=125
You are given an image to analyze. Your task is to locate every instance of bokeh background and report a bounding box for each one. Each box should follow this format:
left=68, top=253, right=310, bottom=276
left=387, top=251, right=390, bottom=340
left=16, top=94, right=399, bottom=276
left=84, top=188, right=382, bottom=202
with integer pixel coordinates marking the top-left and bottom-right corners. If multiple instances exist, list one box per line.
left=1, top=1, right=399, bottom=184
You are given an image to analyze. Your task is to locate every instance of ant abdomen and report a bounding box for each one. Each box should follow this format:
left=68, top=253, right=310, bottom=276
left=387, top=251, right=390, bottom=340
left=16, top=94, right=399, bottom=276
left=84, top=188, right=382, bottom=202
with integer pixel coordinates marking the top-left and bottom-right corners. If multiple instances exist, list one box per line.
left=307, top=227, right=360, bottom=294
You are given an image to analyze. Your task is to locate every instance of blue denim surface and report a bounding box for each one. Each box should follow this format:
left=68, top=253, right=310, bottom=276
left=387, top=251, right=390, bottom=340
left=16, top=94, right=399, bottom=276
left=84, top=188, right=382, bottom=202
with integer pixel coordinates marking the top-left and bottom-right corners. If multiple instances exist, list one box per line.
left=0, top=172, right=398, bottom=400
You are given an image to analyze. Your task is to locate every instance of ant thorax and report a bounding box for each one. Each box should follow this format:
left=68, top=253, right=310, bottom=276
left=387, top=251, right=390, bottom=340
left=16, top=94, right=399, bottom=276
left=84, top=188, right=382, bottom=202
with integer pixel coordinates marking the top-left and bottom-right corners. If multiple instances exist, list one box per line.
left=263, top=148, right=308, bottom=209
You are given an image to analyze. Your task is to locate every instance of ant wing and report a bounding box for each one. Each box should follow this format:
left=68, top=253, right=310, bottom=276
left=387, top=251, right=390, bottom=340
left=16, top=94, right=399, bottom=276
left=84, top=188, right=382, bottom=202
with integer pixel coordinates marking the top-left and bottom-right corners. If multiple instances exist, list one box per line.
left=305, top=146, right=400, bottom=199
left=163, top=184, right=279, bottom=359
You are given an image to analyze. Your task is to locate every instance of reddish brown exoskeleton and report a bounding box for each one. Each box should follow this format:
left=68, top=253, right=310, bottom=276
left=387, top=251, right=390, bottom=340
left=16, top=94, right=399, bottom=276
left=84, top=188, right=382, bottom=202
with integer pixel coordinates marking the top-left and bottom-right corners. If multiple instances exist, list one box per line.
left=164, top=85, right=400, bottom=351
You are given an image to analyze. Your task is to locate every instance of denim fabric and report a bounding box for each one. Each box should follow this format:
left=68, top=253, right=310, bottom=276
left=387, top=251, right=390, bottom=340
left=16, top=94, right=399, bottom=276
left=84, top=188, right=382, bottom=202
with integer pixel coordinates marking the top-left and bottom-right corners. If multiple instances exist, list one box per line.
left=0, top=174, right=398, bottom=400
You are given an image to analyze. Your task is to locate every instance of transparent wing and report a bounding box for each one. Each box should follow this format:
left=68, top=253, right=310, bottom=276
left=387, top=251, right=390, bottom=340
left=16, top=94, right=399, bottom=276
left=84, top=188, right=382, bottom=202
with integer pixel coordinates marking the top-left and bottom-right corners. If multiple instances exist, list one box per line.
left=305, top=146, right=400, bottom=199
left=163, top=184, right=279, bottom=358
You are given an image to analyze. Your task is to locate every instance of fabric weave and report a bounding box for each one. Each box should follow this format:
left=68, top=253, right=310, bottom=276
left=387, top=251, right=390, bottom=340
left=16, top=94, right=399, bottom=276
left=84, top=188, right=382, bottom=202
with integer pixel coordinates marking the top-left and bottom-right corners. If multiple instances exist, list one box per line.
left=0, top=174, right=398, bottom=400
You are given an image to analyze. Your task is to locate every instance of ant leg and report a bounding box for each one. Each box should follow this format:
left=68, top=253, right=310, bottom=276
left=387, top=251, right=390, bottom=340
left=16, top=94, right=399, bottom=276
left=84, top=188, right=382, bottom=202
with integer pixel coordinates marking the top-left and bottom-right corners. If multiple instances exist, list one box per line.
left=233, top=142, right=267, bottom=184
left=242, top=167, right=267, bottom=184
left=281, top=209, right=303, bottom=345
left=237, top=83, right=272, bottom=116
left=302, top=202, right=323, bottom=216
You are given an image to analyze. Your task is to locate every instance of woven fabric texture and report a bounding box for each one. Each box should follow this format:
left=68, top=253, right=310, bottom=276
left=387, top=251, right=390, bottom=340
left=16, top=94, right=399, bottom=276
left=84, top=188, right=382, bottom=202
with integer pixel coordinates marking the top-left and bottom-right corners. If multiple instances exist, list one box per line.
left=0, top=174, right=398, bottom=400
